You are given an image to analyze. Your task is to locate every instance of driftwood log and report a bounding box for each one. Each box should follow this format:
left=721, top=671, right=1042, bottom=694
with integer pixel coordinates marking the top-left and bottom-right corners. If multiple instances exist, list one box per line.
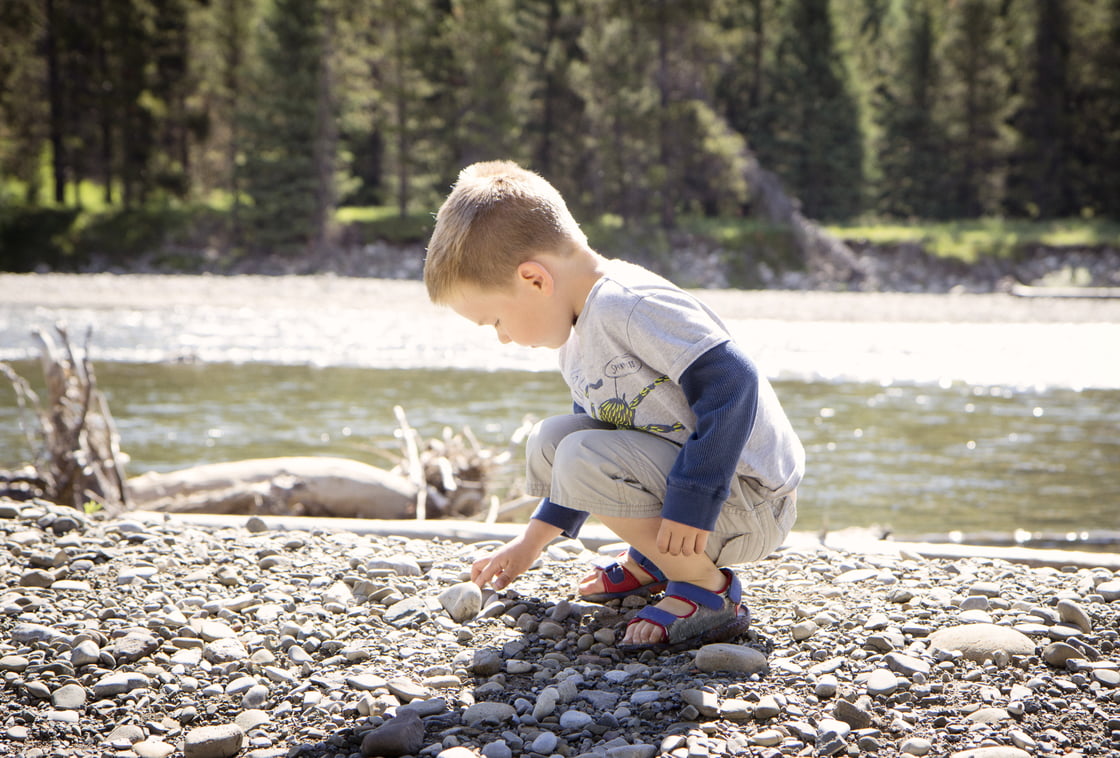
left=126, top=456, right=419, bottom=518
left=0, top=325, right=129, bottom=512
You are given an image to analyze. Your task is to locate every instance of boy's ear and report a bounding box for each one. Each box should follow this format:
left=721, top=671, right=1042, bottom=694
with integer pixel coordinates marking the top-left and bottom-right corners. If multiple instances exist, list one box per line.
left=516, top=260, right=554, bottom=294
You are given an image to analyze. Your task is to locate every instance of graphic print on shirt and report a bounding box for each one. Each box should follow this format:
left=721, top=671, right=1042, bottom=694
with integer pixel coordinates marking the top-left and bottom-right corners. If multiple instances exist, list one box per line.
left=578, top=354, right=686, bottom=434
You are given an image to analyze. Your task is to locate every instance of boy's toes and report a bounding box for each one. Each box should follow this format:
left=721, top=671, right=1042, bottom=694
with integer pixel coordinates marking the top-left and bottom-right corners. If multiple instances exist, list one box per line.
left=621, top=619, right=664, bottom=646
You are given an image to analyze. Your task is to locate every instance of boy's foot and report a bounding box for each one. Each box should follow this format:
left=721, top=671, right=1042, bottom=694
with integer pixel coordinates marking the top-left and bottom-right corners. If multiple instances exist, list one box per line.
left=578, top=549, right=668, bottom=603
left=618, top=568, right=751, bottom=653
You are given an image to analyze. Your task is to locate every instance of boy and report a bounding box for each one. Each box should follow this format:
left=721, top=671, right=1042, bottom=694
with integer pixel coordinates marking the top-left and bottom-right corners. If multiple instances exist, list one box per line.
left=424, top=160, right=804, bottom=652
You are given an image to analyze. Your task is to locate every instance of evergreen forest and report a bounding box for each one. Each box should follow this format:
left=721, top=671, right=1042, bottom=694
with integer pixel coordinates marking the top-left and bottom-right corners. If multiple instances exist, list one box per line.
left=1, top=0, right=1118, bottom=269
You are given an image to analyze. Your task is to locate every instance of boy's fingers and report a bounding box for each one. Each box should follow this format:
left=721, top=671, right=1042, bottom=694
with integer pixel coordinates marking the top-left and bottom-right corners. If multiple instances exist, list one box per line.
left=472, top=556, right=500, bottom=587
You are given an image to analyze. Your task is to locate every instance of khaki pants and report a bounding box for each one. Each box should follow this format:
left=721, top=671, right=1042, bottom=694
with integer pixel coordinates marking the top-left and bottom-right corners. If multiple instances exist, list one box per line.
left=525, top=414, right=797, bottom=566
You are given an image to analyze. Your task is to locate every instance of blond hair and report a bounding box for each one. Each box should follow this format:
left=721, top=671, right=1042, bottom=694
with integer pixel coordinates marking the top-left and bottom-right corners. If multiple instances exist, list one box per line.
left=424, top=160, right=587, bottom=303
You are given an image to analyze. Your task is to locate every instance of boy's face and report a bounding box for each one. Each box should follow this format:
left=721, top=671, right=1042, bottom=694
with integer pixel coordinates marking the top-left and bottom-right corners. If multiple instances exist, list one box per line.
left=446, top=263, right=573, bottom=350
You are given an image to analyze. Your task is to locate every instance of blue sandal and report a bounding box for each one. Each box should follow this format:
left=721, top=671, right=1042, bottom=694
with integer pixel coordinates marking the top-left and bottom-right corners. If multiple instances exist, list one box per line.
left=618, top=568, right=751, bottom=653
left=580, top=548, right=669, bottom=603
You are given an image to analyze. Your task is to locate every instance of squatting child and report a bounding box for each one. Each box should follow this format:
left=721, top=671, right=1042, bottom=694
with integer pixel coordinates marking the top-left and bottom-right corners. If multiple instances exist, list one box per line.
left=423, top=160, right=804, bottom=652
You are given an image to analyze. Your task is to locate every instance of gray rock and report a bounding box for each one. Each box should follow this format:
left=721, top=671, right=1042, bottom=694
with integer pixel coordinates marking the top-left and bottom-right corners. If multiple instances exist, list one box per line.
left=694, top=643, right=767, bottom=674
left=928, top=624, right=1035, bottom=662
left=865, top=668, right=898, bottom=697
left=1097, top=579, right=1120, bottom=601
left=900, top=737, right=933, bottom=756
left=481, top=740, right=513, bottom=758
left=107, top=724, right=145, bottom=745
left=203, top=637, right=248, bottom=664
left=814, top=674, right=839, bottom=698
left=107, top=631, right=160, bottom=663
left=752, top=695, right=782, bottom=720
left=832, top=698, right=874, bottom=729
left=11, top=623, right=68, bottom=646
left=533, top=686, right=560, bottom=720
left=681, top=688, right=720, bottom=718
left=183, top=724, right=245, bottom=758
left=134, top=739, right=175, bottom=758
left=1041, top=641, right=1084, bottom=667
left=461, top=702, right=516, bottom=726
left=559, top=709, right=594, bottom=729
left=967, top=707, right=1010, bottom=724
left=949, top=748, right=1030, bottom=758
left=51, top=683, right=86, bottom=709
left=884, top=652, right=931, bottom=677
left=19, top=569, right=54, bottom=588
left=91, top=672, right=149, bottom=698
left=467, top=648, right=502, bottom=676
left=531, top=731, right=558, bottom=753
left=1055, top=598, right=1092, bottom=632
left=367, top=555, right=423, bottom=576
left=0, top=655, right=29, bottom=672
left=360, top=710, right=424, bottom=757
left=439, top=581, right=482, bottom=623
left=70, top=640, right=100, bottom=667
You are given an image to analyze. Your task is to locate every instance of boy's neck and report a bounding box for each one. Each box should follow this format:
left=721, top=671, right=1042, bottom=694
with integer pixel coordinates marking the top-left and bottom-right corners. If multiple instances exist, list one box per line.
left=548, top=245, right=606, bottom=323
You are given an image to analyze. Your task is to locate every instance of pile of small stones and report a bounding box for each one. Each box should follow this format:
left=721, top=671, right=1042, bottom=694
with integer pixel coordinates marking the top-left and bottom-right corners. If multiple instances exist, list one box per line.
left=2, top=496, right=1119, bottom=758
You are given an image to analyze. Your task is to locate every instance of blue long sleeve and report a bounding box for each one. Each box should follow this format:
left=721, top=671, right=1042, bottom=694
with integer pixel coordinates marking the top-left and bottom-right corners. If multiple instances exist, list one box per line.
left=531, top=497, right=589, bottom=538
left=660, top=341, right=758, bottom=531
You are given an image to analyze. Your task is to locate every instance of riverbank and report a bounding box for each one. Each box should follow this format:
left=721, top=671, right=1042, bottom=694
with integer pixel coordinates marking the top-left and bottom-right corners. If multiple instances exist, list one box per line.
left=1, top=497, right=1118, bottom=758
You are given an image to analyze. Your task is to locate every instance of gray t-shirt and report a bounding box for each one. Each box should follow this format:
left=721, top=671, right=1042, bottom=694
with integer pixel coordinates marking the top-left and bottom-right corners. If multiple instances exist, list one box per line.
left=558, top=259, right=804, bottom=496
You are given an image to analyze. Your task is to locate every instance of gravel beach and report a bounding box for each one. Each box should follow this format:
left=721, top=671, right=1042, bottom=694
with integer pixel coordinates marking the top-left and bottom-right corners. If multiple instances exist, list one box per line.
left=2, top=497, right=1118, bottom=758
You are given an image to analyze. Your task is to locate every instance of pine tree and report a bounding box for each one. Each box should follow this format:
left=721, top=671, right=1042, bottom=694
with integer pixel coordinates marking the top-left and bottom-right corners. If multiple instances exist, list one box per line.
left=1004, top=0, right=1074, bottom=217
left=1069, top=0, right=1120, bottom=217
left=873, top=0, right=947, bottom=218
left=241, top=0, right=335, bottom=252
left=515, top=0, right=589, bottom=208
left=759, top=0, right=864, bottom=220
left=0, top=0, right=47, bottom=204
left=936, top=0, right=1013, bottom=217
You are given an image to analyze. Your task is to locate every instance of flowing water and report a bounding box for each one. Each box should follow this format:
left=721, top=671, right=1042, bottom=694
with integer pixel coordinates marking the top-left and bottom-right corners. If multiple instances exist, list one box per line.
left=2, top=360, right=1117, bottom=542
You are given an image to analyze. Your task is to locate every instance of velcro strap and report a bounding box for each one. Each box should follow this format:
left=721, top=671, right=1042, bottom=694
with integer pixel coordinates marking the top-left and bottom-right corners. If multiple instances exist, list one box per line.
left=627, top=548, right=667, bottom=582
left=630, top=605, right=677, bottom=629
left=665, top=570, right=741, bottom=610
left=603, top=562, right=626, bottom=585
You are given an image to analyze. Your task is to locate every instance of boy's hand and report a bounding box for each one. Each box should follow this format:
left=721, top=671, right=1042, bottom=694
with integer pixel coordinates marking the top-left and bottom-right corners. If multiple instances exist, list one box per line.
left=471, top=518, right=563, bottom=591
left=471, top=536, right=538, bottom=590
left=656, top=518, right=710, bottom=557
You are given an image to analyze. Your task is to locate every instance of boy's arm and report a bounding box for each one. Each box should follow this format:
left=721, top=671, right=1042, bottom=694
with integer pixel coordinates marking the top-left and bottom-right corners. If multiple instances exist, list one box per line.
left=660, top=340, right=758, bottom=534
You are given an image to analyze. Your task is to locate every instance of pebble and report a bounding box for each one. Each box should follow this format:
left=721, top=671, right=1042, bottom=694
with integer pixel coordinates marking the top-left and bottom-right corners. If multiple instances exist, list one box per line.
left=359, top=710, right=424, bottom=757
left=900, top=737, right=933, bottom=756
left=183, top=724, right=244, bottom=758
left=439, top=581, right=482, bottom=623
left=694, top=643, right=767, bottom=674
left=1, top=497, right=1117, bottom=757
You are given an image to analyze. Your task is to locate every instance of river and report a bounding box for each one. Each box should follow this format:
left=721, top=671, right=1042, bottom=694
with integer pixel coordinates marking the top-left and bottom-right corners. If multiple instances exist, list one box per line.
left=1, top=273, right=1118, bottom=543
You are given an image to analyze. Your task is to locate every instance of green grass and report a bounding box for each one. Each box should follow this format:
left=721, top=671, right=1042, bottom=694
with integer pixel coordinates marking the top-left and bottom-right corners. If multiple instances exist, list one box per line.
left=825, top=218, right=1120, bottom=263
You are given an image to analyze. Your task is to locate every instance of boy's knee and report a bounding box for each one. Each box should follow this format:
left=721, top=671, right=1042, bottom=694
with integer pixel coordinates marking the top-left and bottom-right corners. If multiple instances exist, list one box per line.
left=525, top=415, right=567, bottom=463
left=552, top=429, right=605, bottom=474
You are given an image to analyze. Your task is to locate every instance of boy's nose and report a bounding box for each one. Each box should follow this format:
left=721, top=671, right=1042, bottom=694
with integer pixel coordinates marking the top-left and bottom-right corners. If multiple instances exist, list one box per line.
left=495, top=328, right=511, bottom=344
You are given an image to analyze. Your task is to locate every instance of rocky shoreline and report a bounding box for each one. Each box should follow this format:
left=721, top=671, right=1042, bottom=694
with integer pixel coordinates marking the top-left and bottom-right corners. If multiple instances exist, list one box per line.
left=82, top=237, right=1120, bottom=295
left=2, top=498, right=1118, bottom=758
